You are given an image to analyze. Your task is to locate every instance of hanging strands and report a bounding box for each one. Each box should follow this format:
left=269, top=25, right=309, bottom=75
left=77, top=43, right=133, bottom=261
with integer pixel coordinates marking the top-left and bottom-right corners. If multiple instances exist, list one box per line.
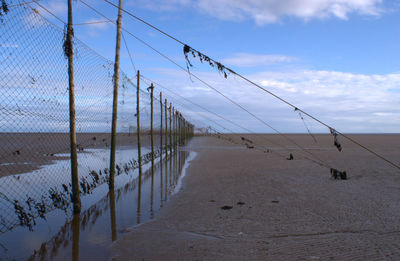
left=0, top=0, right=9, bottom=22
left=183, top=44, right=233, bottom=79
left=329, top=128, right=342, bottom=152
left=295, top=108, right=317, bottom=143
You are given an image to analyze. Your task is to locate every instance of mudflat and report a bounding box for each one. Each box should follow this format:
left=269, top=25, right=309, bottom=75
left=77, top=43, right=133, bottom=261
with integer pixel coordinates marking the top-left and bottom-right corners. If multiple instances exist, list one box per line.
left=0, top=132, right=159, bottom=177
left=110, top=134, right=400, bottom=260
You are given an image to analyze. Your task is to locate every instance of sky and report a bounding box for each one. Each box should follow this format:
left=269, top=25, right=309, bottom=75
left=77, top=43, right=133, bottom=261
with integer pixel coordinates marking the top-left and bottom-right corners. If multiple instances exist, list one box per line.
left=6, top=0, right=400, bottom=133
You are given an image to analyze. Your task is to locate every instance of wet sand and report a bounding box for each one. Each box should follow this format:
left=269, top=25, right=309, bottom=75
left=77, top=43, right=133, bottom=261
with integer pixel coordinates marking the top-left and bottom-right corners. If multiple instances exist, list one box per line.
left=110, top=134, right=400, bottom=260
left=0, top=132, right=160, bottom=177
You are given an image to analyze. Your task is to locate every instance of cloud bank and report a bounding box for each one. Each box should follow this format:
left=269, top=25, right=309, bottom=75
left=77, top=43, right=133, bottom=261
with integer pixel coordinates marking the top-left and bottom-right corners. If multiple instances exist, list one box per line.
left=150, top=67, right=400, bottom=133
left=135, top=0, right=383, bottom=24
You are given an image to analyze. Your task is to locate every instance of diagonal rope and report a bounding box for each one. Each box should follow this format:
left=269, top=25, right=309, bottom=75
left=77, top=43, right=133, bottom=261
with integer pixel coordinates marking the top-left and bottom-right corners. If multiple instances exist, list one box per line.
left=79, top=0, right=334, bottom=169
left=101, top=0, right=400, bottom=171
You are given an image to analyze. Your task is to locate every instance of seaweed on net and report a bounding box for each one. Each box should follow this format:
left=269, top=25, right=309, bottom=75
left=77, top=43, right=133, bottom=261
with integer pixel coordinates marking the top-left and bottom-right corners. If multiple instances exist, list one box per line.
left=0, top=0, right=9, bottom=17
left=183, top=44, right=231, bottom=79
left=0, top=0, right=8, bottom=24
left=62, top=25, right=74, bottom=59
left=329, top=128, right=342, bottom=152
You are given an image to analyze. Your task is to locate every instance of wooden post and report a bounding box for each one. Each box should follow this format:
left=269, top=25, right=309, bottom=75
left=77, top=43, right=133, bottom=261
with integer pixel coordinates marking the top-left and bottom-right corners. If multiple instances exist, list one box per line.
left=169, top=103, right=172, bottom=156
left=137, top=70, right=142, bottom=200
left=150, top=84, right=154, bottom=218
left=173, top=107, right=176, bottom=149
left=160, top=92, right=163, bottom=154
left=67, top=0, right=80, bottom=214
left=150, top=83, right=154, bottom=168
left=159, top=92, right=163, bottom=204
left=164, top=99, right=168, bottom=201
left=109, top=0, right=123, bottom=191
left=164, top=99, right=168, bottom=158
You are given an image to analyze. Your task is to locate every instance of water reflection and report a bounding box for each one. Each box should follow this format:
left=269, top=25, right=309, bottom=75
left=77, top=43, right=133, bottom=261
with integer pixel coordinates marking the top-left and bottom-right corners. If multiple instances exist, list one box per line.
left=72, top=214, right=80, bottom=261
left=0, top=149, right=192, bottom=261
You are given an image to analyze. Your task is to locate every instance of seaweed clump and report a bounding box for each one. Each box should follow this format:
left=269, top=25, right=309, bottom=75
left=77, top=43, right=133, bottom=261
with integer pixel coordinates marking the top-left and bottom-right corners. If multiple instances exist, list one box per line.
left=0, top=0, right=9, bottom=23
left=183, top=44, right=234, bottom=79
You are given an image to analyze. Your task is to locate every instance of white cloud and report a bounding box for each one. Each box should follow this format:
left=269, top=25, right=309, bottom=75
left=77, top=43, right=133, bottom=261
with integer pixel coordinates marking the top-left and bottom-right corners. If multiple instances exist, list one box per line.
left=46, top=0, right=67, bottom=16
left=196, top=0, right=383, bottom=24
left=128, top=0, right=191, bottom=11
left=222, top=53, right=296, bottom=67
left=136, top=0, right=383, bottom=24
left=148, top=67, right=400, bottom=133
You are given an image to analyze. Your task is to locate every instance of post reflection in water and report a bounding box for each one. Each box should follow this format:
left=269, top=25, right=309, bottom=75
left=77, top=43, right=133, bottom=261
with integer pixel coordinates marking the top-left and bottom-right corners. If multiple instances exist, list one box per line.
left=15, top=149, right=190, bottom=261
left=72, top=214, right=80, bottom=261
left=109, top=188, right=117, bottom=242
left=150, top=153, right=155, bottom=219
left=160, top=147, right=164, bottom=207
left=137, top=170, right=142, bottom=225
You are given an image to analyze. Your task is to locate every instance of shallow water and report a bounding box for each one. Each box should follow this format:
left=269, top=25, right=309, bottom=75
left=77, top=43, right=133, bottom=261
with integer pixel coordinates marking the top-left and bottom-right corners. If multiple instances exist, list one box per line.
left=0, top=146, right=194, bottom=260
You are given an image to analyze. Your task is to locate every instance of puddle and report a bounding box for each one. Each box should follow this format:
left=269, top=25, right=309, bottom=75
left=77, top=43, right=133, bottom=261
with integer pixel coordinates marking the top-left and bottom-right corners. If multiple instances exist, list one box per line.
left=0, top=146, right=194, bottom=260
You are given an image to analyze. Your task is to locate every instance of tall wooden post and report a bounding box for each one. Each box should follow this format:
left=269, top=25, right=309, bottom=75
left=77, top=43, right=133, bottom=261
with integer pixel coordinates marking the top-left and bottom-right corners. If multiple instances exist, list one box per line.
left=173, top=107, right=176, bottom=149
left=169, top=103, right=172, bottom=156
left=159, top=92, right=163, bottom=203
left=150, top=83, right=154, bottom=168
left=150, top=84, right=154, bottom=217
left=137, top=71, right=142, bottom=198
left=164, top=99, right=168, bottom=157
left=67, top=0, right=80, bottom=214
left=164, top=99, right=168, bottom=201
left=109, top=0, right=123, bottom=191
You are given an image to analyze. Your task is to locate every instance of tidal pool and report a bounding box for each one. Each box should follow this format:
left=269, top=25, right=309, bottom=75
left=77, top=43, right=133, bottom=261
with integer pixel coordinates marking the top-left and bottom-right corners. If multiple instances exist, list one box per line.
left=0, top=146, right=195, bottom=260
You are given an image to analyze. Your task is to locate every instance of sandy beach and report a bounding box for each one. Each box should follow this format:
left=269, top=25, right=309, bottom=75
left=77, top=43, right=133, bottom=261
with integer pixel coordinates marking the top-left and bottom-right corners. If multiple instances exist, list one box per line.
left=109, top=134, right=400, bottom=260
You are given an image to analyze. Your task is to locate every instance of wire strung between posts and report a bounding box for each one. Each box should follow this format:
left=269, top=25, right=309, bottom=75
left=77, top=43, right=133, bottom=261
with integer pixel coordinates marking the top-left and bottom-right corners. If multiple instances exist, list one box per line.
left=102, top=0, right=400, bottom=172
left=79, top=0, right=333, bottom=170
left=121, top=32, right=137, bottom=73
left=74, top=20, right=110, bottom=26
left=139, top=76, right=315, bottom=162
left=29, top=0, right=65, bottom=24
left=140, top=74, right=306, bottom=159
left=8, top=0, right=42, bottom=8
left=140, top=77, right=236, bottom=134
left=30, top=0, right=333, bottom=171
left=296, top=109, right=318, bottom=143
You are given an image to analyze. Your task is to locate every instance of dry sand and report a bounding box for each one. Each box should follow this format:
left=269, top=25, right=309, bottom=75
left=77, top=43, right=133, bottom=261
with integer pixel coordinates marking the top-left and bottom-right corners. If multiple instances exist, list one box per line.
left=109, top=134, right=400, bottom=260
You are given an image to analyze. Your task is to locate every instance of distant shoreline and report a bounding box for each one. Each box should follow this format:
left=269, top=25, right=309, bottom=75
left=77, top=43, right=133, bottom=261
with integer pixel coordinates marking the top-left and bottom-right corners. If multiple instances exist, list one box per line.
left=1, top=133, right=399, bottom=178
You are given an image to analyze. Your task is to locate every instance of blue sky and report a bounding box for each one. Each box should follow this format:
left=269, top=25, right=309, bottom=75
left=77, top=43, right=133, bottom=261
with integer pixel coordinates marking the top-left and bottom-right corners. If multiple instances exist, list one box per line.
left=12, top=0, right=400, bottom=133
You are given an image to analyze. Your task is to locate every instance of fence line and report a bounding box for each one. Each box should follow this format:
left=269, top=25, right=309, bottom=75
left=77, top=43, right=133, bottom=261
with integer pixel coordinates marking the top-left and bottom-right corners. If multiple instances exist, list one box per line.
left=0, top=3, right=194, bottom=236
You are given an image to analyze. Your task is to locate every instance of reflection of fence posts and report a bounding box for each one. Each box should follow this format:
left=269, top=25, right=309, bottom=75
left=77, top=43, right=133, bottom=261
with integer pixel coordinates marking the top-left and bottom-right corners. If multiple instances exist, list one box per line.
left=72, top=214, right=80, bottom=261
left=109, top=0, right=123, bottom=192
left=109, top=188, right=117, bottom=241
left=67, top=0, right=80, bottom=214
